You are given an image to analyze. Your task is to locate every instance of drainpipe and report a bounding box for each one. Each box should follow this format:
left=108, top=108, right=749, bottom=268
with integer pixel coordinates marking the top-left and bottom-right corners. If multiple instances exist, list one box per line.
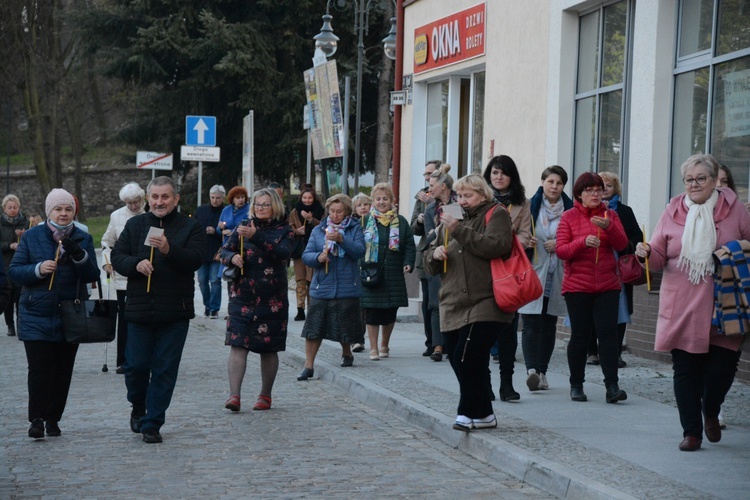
left=392, top=0, right=404, bottom=207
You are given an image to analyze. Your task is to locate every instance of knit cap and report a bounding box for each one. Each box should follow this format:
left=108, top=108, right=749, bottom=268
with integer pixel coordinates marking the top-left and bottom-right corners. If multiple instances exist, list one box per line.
left=45, top=188, right=76, bottom=217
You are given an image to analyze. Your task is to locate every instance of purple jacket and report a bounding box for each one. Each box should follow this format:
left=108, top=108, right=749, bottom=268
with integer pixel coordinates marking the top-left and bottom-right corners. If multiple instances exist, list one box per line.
left=648, top=188, right=750, bottom=354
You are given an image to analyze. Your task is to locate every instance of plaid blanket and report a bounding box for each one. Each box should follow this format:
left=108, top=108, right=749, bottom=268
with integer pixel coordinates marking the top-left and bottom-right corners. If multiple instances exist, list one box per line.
left=712, top=239, right=750, bottom=336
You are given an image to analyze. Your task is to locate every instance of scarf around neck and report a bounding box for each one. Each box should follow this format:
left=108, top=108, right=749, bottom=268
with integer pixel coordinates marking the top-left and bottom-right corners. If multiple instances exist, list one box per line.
left=680, top=189, right=718, bottom=285
left=1, top=212, right=24, bottom=227
left=606, top=195, right=620, bottom=210
left=46, top=220, right=74, bottom=256
left=434, top=191, right=457, bottom=224
left=295, top=198, right=324, bottom=220
left=537, top=196, right=565, bottom=271
left=493, top=188, right=513, bottom=207
left=364, top=208, right=399, bottom=262
left=324, top=216, right=352, bottom=257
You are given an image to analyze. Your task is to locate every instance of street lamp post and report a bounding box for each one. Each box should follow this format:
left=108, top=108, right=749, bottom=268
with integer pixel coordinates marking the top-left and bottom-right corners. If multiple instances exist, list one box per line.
left=314, top=0, right=397, bottom=194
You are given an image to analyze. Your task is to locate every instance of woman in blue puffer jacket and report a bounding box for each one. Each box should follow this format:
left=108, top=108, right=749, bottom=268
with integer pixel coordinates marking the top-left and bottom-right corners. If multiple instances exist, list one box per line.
left=9, top=189, right=100, bottom=439
left=297, top=194, right=365, bottom=380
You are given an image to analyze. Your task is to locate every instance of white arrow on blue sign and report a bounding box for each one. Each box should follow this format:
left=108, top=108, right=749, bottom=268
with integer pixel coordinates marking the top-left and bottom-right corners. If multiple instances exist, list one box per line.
left=185, top=115, right=217, bottom=146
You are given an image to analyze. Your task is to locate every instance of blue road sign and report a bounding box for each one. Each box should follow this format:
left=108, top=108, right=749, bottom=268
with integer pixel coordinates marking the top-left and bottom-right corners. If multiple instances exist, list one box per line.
left=185, top=116, right=217, bottom=146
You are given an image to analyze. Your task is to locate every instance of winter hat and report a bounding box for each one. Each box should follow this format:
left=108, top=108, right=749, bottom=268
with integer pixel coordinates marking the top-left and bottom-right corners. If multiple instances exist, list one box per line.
left=45, top=188, right=76, bottom=217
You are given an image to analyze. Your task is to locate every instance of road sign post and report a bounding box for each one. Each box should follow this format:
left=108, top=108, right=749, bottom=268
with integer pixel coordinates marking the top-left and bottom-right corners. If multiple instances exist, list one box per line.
left=185, top=115, right=218, bottom=205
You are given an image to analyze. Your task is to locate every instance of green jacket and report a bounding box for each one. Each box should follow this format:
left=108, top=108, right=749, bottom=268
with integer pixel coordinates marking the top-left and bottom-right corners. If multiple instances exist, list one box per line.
left=360, top=214, right=416, bottom=309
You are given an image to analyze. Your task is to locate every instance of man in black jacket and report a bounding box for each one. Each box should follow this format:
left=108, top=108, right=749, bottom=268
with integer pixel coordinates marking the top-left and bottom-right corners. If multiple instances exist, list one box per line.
left=111, top=176, right=205, bottom=444
left=194, top=184, right=225, bottom=318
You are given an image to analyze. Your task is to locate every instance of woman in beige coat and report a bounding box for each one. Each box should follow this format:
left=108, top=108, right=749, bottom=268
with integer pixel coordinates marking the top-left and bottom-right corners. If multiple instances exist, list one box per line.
left=425, top=174, right=513, bottom=432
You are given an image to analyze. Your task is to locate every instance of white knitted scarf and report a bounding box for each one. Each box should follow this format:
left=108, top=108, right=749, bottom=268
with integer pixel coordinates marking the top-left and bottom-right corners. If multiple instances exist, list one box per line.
left=679, top=189, right=718, bottom=284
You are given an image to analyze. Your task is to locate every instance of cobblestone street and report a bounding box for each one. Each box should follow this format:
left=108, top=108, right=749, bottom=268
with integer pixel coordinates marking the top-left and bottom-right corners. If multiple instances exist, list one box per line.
left=0, top=319, right=548, bottom=499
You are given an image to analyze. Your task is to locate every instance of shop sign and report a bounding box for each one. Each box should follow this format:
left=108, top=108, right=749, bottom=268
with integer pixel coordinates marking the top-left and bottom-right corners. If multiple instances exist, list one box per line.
left=413, top=2, right=485, bottom=75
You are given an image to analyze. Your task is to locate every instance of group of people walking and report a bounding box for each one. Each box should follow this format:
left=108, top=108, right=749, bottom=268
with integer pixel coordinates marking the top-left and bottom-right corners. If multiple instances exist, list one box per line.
left=9, top=152, right=748, bottom=454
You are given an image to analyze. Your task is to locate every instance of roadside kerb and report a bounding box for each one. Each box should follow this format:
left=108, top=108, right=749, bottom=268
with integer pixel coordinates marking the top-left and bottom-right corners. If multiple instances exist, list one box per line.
left=280, top=347, right=636, bottom=500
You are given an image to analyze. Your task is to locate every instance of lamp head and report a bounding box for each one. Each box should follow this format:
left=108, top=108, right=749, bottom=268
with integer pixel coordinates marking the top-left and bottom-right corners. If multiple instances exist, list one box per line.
left=314, top=14, right=339, bottom=58
left=382, top=16, right=397, bottom=61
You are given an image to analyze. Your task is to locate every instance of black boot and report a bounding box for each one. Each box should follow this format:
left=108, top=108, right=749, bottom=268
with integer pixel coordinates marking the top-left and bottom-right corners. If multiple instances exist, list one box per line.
left=570, top=385, right=588, bottom=402
left=499, top=377, right=520, bottom=402
left=606, top=384, right=627, bottom=403
left=7, top=324, right=16, bottom=336
left=294, top=308, right=305, bottom=321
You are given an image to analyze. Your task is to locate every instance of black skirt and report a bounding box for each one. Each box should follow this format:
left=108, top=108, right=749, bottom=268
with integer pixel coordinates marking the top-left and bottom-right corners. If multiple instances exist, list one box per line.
left=364, top=307, right=398, bottom=325
left=301, top=297, right=364, bottom=344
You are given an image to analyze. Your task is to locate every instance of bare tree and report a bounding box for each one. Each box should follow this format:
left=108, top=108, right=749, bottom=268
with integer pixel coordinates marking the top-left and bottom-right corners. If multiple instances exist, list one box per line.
left=373, top=0, right=394, bottom=184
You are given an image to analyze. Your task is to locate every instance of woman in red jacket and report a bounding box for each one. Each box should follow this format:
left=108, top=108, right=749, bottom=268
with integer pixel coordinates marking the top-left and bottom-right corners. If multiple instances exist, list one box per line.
left=556, top=172, right=628, bottom=403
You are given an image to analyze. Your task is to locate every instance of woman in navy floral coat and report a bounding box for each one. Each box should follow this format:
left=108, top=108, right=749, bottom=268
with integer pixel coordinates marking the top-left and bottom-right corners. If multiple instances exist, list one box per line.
left=221, top=188, right=293, bottom=413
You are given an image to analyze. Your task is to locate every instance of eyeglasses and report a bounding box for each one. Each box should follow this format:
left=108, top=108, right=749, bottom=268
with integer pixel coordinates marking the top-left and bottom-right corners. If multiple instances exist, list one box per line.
left=254, top=203, right=272, bottom=209
left=683, top=176, right=709, bottom=186
left=583, top=188, right=603, bottom=195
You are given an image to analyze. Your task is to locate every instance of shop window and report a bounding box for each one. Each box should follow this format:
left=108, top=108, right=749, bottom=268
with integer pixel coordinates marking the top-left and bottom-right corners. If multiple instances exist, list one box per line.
left=471, top=71, right=486, bottom=173
left=426, top=81, right=449, bottom=164
left=572, top=1, right=632, bottom=182
left=671, top=1, right=750, bottom=201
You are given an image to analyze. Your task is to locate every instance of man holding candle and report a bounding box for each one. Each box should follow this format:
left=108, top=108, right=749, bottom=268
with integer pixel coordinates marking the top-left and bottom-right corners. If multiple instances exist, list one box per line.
left=111, top=176, right=205, bottom=444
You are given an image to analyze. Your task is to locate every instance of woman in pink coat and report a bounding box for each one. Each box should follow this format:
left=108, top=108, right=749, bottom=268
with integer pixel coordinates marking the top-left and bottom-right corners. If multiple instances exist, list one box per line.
left=557, top=172, right=628, bottom=404
left=635, top=153, right=750, bottom=452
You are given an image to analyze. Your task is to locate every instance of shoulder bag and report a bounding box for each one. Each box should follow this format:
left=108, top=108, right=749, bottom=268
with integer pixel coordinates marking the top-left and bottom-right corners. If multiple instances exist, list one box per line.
left=360, top=260, right=384, bottom=288
left=617, top=254, right=646, bottom=285
left=485, top=208, right=543, bottom=313
left=61, top=278, right=118, bottom=343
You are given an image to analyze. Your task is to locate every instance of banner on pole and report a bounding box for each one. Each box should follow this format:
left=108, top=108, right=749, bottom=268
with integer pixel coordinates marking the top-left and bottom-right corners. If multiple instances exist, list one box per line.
left=303, top=61, right=344, bottom=159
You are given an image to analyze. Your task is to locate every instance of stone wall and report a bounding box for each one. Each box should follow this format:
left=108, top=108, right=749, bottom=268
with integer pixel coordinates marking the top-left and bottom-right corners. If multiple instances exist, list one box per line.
left=4, top=164, right=201, bottom=219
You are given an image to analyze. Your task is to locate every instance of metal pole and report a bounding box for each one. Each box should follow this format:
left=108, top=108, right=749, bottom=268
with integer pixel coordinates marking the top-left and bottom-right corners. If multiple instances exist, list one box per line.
left=5, top=100, right=10, bottom=194
left=197, top=161, right=203, bottom=207
left=306, top=129, right=312, bottom=185
left=342, top=76, right=351, bottom=195
left=353, top=0, right=365, bottom=194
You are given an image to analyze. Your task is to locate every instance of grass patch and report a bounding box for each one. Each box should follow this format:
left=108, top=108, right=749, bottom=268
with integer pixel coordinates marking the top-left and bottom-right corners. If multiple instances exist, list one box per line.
left=83, top=216, right=111, bottom=247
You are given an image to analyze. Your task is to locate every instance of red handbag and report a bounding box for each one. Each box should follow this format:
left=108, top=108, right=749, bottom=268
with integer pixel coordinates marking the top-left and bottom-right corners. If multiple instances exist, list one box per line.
left=485, top=208, right=543, bottom=313
left=617, top=254, right=646, bottom=285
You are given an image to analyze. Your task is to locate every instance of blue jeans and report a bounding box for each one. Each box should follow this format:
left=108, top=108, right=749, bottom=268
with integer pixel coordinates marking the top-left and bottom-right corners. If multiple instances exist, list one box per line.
left=125, top=320, right=189, bottom=432
left=197, top=261, right=221, bottom=313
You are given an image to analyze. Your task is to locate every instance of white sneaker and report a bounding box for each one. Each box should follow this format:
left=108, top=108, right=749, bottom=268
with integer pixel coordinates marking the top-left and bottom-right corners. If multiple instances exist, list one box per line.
left=452, top=414, right=473, bottom=432
left=526, top=369, right=541, bottom=391
left=718, top=408, right=727, bottom=429
left=539, top=373, right=549, bottom=390
left=472, top=414, right=497, bottom=429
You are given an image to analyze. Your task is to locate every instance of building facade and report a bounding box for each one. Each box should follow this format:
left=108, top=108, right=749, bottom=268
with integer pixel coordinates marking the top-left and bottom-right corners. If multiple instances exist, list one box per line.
left=398, top=0, right=750, bottom=380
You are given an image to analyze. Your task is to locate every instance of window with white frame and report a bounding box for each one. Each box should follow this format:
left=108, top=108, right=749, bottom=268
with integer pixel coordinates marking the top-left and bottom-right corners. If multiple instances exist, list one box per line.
left=671, top=0, right=750, bottom=201
left=572, top=1, right=632, bottom=184
left=471, top=71, right=486, bottom=173
left=425, top=81, right=449, bottom=164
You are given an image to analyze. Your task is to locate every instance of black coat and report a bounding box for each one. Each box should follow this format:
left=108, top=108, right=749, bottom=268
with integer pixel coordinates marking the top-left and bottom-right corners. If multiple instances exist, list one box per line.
left=194, top=203, right=224, bottom=262
left=0, top=213, right=28, bottom=272
left=111, top=208, right=205, bottom=324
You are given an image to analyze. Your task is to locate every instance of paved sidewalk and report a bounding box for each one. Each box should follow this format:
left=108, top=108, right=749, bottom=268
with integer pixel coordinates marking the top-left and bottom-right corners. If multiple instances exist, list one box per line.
left=3, top=276, right=749, bottom=499
left=279, top=290, right=750, bottom=500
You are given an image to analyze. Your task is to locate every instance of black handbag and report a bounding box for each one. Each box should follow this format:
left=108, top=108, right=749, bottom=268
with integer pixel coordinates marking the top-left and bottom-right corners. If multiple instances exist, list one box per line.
left=290, top=237, right=305, bottom=260
left=222, top=266, right=239, bottom=282
left=61, top=278, right=117, bottom=344
left=360, top=261, right=383, bottom=288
